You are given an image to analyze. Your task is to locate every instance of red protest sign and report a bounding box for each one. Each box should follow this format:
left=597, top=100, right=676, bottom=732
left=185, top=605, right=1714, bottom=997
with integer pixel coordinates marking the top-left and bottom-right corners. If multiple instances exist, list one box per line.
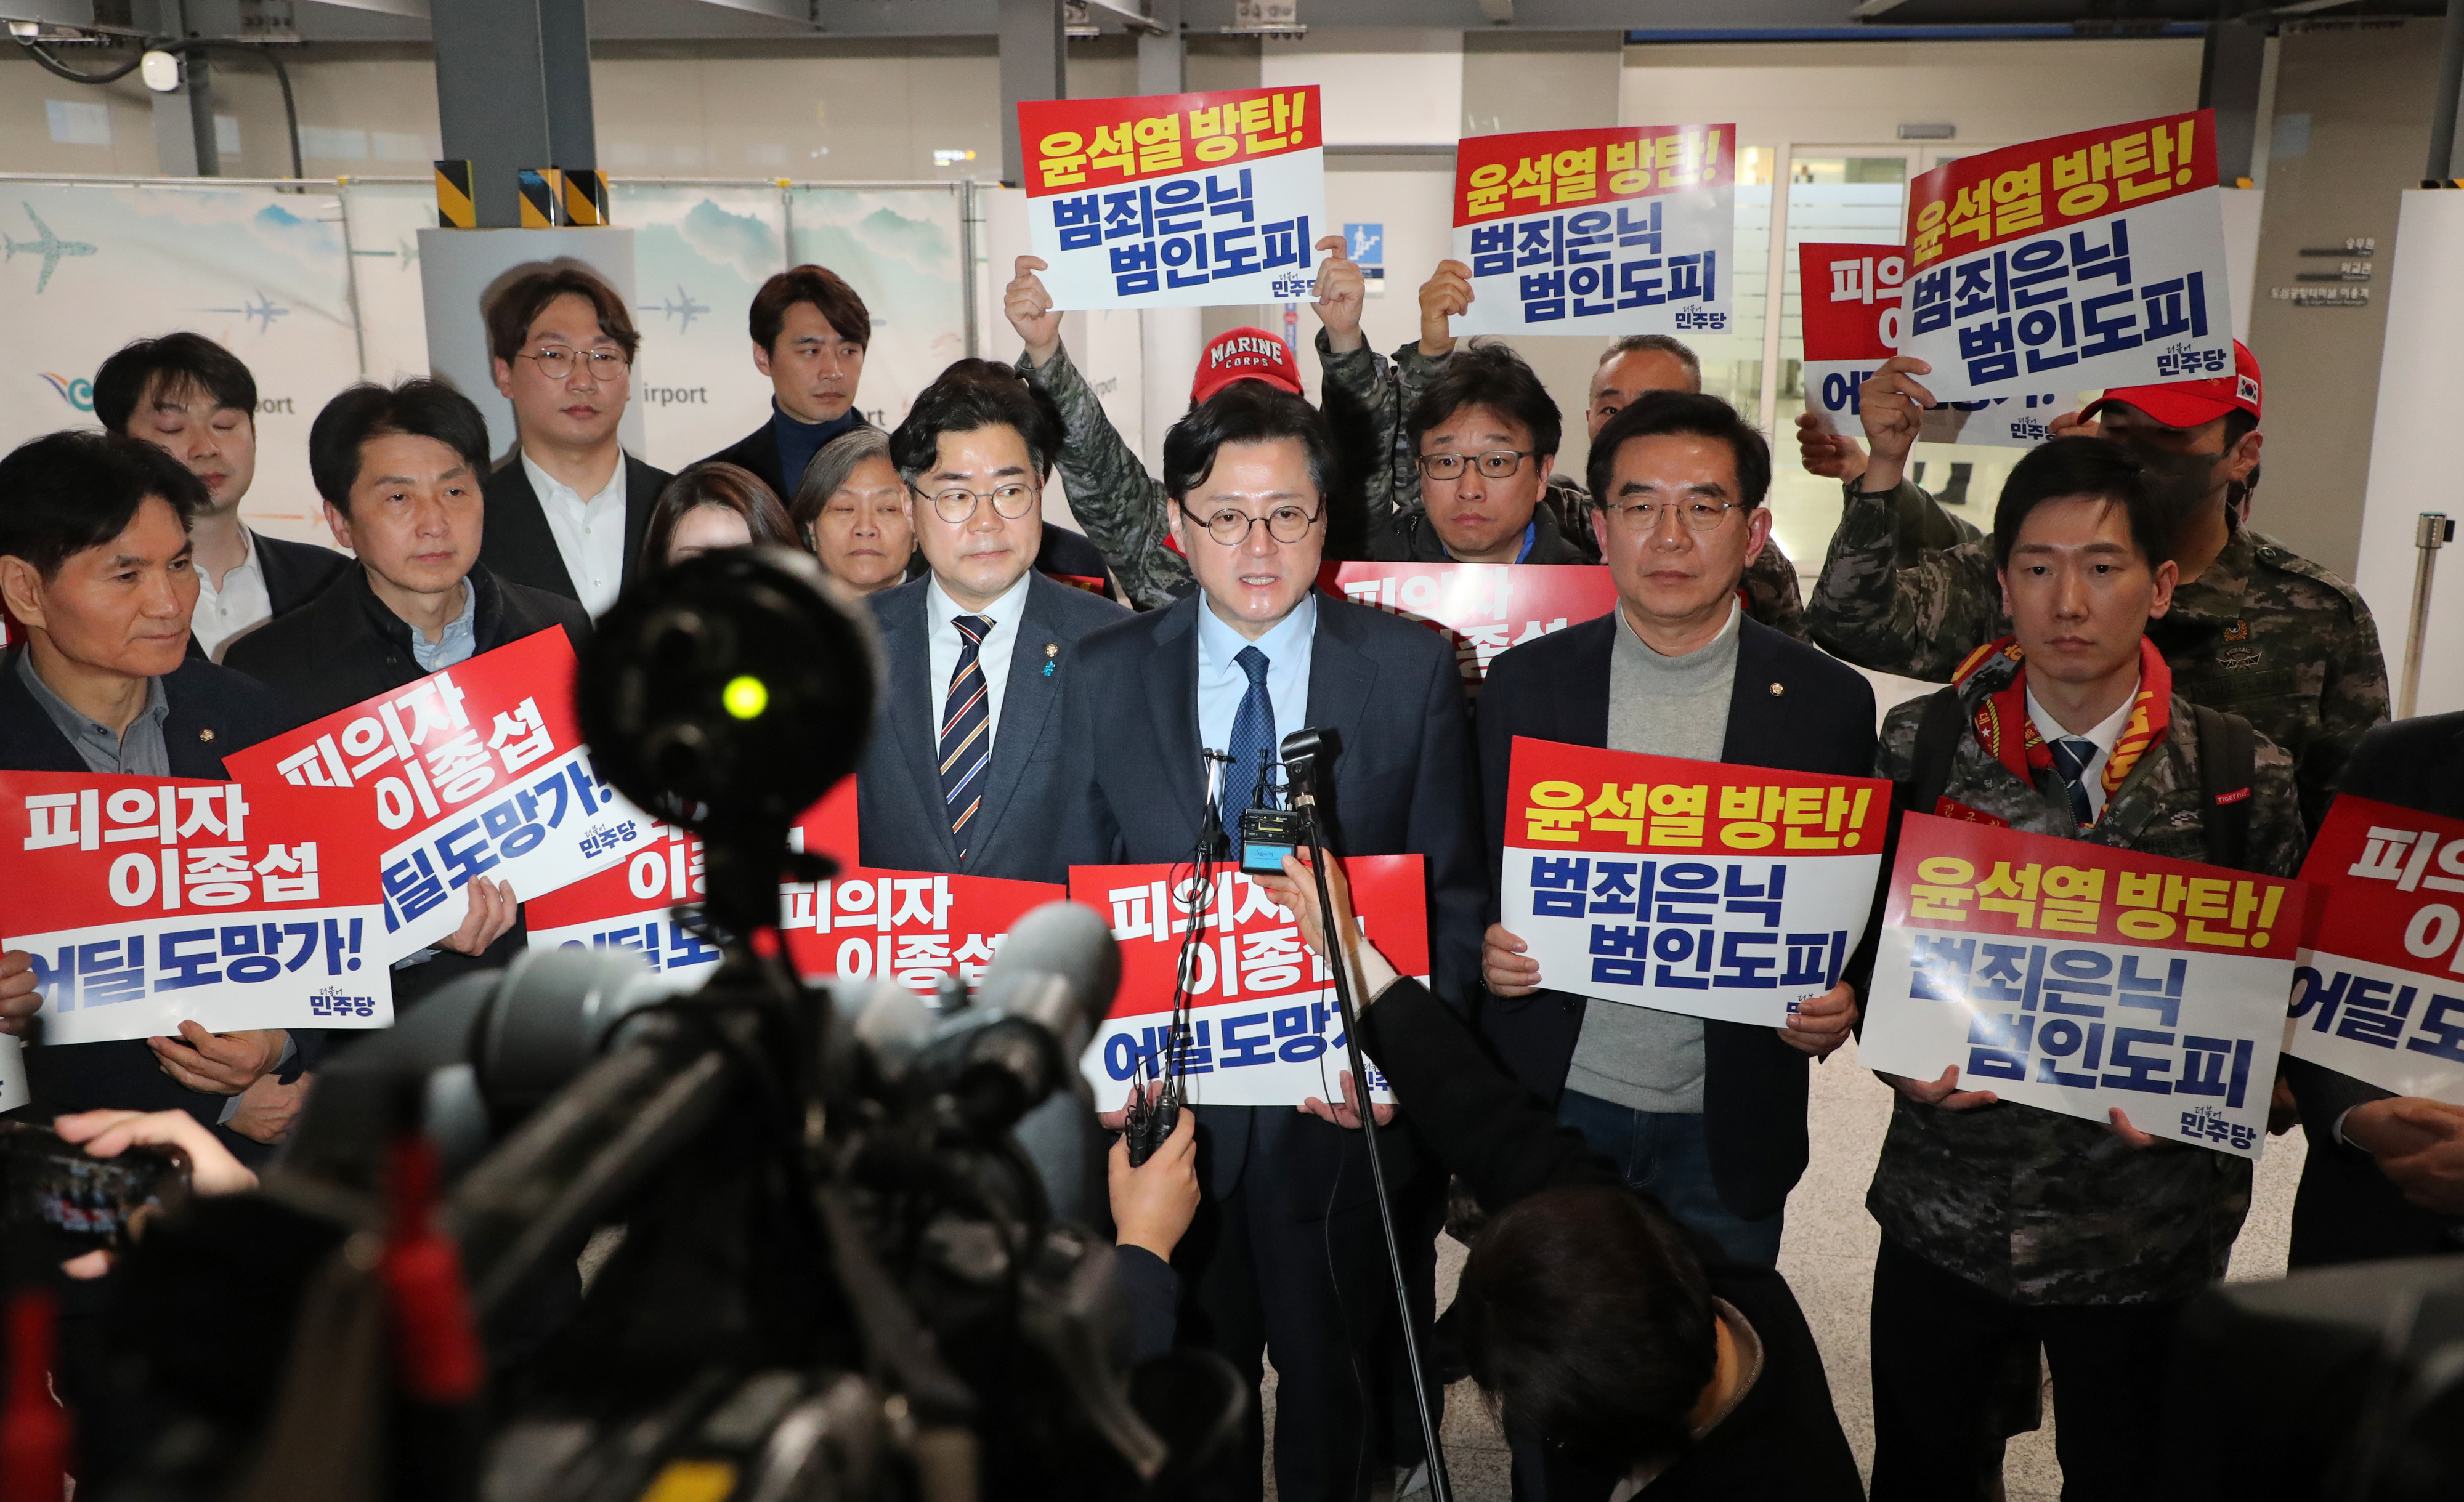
left=1498, top=737, right=1888, bottom=1026
left=779, top=866, right=1063, bottom=995
left=1318, top=562, right=1618, bottom=685
left=221, top=628, right=649, bottom=961
left=2, top=770, right=390, bottom=1044
left=1072, top=855, right=1427, bottom=1108
left=2285, top=796, right=2464, bottom=1102
left=1862, top=814, right=2309, bottom=1157
left=1452, top=124, right=1732, bottom=227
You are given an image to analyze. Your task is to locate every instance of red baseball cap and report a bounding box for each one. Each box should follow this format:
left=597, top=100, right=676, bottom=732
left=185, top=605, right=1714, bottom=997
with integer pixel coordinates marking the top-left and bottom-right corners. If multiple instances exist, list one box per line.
left=1190, top=327, right=1304, bottom=405
left=2083, top=340, right=2262, bottom=430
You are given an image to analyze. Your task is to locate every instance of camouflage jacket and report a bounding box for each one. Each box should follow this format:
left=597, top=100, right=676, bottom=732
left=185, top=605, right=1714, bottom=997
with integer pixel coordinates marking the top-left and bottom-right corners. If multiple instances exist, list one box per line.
left=1809, top=477, right=2388, bottom=830
left=1866, top=656, right=2306, bottom=1305
left=1013, top=342, right=1194, bottom=610
left=1314, top=330, right=1809, bottom=639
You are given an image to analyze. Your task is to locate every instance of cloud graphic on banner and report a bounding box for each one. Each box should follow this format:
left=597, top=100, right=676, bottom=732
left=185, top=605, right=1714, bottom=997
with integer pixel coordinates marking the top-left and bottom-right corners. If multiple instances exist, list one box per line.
left=678, top=198, right=784, bottom=286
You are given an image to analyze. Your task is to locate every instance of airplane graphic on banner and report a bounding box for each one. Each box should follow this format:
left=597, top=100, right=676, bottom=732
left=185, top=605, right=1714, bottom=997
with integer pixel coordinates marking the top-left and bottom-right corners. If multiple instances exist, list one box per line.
left=5, top=204, right=97, bottom=294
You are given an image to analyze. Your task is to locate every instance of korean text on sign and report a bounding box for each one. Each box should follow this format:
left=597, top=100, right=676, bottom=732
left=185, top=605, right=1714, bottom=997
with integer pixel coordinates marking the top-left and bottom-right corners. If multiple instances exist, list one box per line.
left=1858, top=812, right=2309, bottom=1159
left=525, top=820, right=722, bottom=979
left=2285, top=796, right=2464, bottom=1104
left=1796, top=240, right=2078, bottom=451
left=1449, top=124, right=1735, bottom=337
left=780, top=865, right=1061, bottom=997
left=1072, top=857, right=1429, bottom=1110
left=1899, top=110, right=2232, bottom=402
left=219, top=628, right=649, bottom=962
left=1496, top=738, right=1887, bottom=1028
left=1022, top=86, right=1324, bottom=311
left=1318, top=562, right=1619, bottom=687
left=2, top=772, right=392, bottom=1046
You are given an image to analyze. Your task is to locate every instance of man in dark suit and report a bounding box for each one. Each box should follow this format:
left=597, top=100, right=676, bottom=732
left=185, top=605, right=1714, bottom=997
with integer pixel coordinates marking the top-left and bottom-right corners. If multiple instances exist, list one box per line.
left=2284, top=711, right=2464, bottom=1264
left=92, top=333, right=349, bottom=661
left=228, top=380, right=578, bottom=1005
left=1477, top=392, right=1875, bottom=1269
left=702, top=264, right=872, bottom=499
left=860, top=363, right=1127, bottom=882
left=0, top=432, right=296, bottom=1154
left=1055, top=381, right=1483, bottom=1502
left=476, top=265, right=671, bottom=616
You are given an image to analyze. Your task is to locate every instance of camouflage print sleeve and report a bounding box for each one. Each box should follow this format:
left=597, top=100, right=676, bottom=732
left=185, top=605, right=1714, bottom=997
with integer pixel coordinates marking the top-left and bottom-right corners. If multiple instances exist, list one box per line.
left=1743, top=540, right=1810, bottom=641
left=2303, top=602, right=2392, bottom=829
left=1390, top=341, right=1454, bottom=513
left=1874, top=694, right=1932, bottom=782
left=2247, top=733, right=2309, bottom=879
left=1315, top=328, right=1403, bottom=529
left=1016, top=342, right=1193, bottom=610
left=1887, top=478, right=1986, bottom=563
left=1807, top=478, right=2007, bottom=682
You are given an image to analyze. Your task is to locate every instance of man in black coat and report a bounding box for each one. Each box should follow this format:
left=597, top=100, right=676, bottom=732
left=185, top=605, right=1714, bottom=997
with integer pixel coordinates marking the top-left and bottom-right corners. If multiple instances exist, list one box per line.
left=858, top=365, right=1128, bottom=882
left=0, top=433, right=295, bottom=1155
left=227, top=380, right=580, bottom=1004
left=2284, top=711, right=2464, bottom=1264
left=475, top=265, right=672, bottom=616
left=1053, top=382, right=1483, bottom=1502
left=702, top=264, right=872, bottom=499
left=1477, top=392, right=1876, bottom=1268
left=93, top=333, right=349, bottom=660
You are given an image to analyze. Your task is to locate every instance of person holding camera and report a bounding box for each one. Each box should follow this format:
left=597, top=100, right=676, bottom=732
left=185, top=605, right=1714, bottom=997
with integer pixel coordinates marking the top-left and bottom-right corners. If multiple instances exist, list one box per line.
left=1255, top=847, right=1861, bottom=1502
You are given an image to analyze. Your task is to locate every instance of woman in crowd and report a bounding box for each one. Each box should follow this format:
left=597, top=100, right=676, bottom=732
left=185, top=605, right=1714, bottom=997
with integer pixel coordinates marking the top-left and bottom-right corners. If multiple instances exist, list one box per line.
left=790, top=426, right=916, bottom=594
left=639, top=460, right=799, bottom=570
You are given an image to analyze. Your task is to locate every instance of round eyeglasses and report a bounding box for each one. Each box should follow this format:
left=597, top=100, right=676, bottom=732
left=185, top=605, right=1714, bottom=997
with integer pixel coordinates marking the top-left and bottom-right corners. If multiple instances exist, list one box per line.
left=913, top=481, right=1040, bottom=525
left=1179, top=504, right=1323, bottom=546
left=519, top=345, right=631, bottom=380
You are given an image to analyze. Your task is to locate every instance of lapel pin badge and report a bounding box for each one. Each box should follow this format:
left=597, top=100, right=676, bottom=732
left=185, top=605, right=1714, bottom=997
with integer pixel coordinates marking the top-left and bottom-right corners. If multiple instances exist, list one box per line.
left=1043, top=642, right=1058, bottom=677
left=1768, top=682, right=1785, bottom=697
left=199, top=727, right=216, bottom=742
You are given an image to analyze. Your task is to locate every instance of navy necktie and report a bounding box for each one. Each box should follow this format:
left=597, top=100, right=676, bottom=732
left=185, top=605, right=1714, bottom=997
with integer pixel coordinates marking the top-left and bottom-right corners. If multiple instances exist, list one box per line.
left=939, top=614, right=995, bottom=858
left=1225, top=645, right=1278, bottom=818
left=2048, top=735, right=2099, bottom=828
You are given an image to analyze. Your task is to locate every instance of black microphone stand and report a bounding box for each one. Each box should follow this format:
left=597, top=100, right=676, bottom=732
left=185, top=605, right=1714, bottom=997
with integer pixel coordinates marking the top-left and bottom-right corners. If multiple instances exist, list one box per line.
left=1284, top=739, right=1452, bottom=1502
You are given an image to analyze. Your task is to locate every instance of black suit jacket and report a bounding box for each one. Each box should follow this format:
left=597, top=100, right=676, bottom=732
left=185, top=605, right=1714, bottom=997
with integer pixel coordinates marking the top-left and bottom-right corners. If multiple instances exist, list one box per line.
left=254, top=528, right=352, bottom=616
left=2285, top=711, right=2464, bottom=1266
left=1054, top=591, right=1486, bottom=1210
left=0, top=653, right=286, bottom=1142
left=1473, top=609, right=1878, bottom=1222
left=477, top=452, right=671, bottom=605
left=705, top=416, right=793, bottom=501
left=857, top=571, right=1129, bottom=882
left=224, top=565, right=592, bottom=1007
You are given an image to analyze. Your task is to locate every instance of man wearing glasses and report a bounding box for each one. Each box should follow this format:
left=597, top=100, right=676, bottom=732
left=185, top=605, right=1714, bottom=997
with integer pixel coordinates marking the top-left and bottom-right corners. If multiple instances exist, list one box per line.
left=477, top=266, right=673, bottom=616
left=1474, top=391, right=1878, bottom=1269
left=1054, top=379, right=1483, bottom=1502
left=1363, top=341, right=1593, bottom=567
left=857, top=362, right=1127, bottom=882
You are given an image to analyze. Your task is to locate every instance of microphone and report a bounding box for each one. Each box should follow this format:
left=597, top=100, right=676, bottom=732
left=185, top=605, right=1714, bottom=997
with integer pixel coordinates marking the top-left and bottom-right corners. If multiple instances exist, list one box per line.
left=973, top=899, right=1122, bottom=1062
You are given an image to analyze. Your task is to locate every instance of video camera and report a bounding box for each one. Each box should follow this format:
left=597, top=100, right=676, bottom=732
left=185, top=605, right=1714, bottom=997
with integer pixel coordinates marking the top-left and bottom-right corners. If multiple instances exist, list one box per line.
left=73, top=548, right=1242, bottom=1502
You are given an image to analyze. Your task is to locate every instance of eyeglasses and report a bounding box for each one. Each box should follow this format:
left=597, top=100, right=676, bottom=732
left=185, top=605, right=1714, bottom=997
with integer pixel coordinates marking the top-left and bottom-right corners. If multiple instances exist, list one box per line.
left=912, top=480, right=1040, bottom=524
left=1594, top=497, right=1743, bottom=533
left=521, top=346, right=631, bottom=380
left=1415, top=450, right=1533, bottom=481
left=1180, top=504, right=1322, bottom=546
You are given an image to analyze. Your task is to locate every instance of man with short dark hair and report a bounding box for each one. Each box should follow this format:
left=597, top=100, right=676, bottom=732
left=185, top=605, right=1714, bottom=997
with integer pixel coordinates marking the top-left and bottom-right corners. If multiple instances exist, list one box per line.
left=1350, top=341, right=1588, bottom=566
left=1314, top=255, right=1809, bottom=638
left=226, top=380, right=584, bottom=1004
left=477, top=265, right=672, bottom=616
left=1477, top=392, right=1872, bottom=1268
left=1807, top=344, right=2385, bottom=830
left=702, top=264, right=873, bottom=498
left=1054, top=381, right=1483, bottom=1502
left=1863, top=437, right=2305, bottom=1500
left=92, top=333, right=349, bottom=660
left=0, top=432, right=294, bottom=1150
left=859, top=361, right=1127, bottom=882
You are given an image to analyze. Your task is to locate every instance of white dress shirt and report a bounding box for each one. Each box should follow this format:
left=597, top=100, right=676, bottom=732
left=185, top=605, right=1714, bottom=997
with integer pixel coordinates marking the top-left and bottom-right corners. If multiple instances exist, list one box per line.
left=926, top=570, right=1034, bottom=758
left=521, top=450, right=628, bottom=618
left=192, top=527, right=273, bottom=661
left=2025, top=681, right=2139, bottom=823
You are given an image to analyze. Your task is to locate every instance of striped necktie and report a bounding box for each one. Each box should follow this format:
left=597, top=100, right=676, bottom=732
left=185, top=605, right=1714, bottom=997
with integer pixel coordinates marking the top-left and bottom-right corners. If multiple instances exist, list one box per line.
left=2047, top=735, right=2100, bottom=828
left=939, top=614, right=995, bottom=859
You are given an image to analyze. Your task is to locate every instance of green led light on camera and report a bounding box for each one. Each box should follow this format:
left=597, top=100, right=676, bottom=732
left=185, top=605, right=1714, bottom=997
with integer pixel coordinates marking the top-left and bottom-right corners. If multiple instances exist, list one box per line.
left=723, top=675, right=769, bottom=721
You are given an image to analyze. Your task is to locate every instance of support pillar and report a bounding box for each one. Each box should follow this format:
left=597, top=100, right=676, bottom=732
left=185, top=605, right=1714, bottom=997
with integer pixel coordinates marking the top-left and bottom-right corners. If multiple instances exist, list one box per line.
left=431, top=0, right=597, bottom=228
left=999, top=0, right=1068, bottom=188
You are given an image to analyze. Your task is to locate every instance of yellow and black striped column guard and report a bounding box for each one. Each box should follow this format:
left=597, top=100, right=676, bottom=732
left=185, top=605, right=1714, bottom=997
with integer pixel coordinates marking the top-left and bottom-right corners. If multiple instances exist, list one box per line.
left=517, top=169, right=563, bottom=228
left=561, top=168, right=610, bottom=226
left=432, top=160, right=476, bottom=228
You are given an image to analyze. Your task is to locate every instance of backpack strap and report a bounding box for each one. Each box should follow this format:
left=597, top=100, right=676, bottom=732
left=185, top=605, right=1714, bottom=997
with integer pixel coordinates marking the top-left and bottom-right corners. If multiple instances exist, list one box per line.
left=2192, top=702, right=2257, bottom=871
left=1900, top=685, right=1969, bottom=818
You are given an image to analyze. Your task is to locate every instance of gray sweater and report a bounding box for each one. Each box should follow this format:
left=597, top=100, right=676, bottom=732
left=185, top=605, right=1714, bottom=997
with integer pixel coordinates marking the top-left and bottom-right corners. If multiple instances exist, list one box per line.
left=1562, top=601, right=1741, bottom=1115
